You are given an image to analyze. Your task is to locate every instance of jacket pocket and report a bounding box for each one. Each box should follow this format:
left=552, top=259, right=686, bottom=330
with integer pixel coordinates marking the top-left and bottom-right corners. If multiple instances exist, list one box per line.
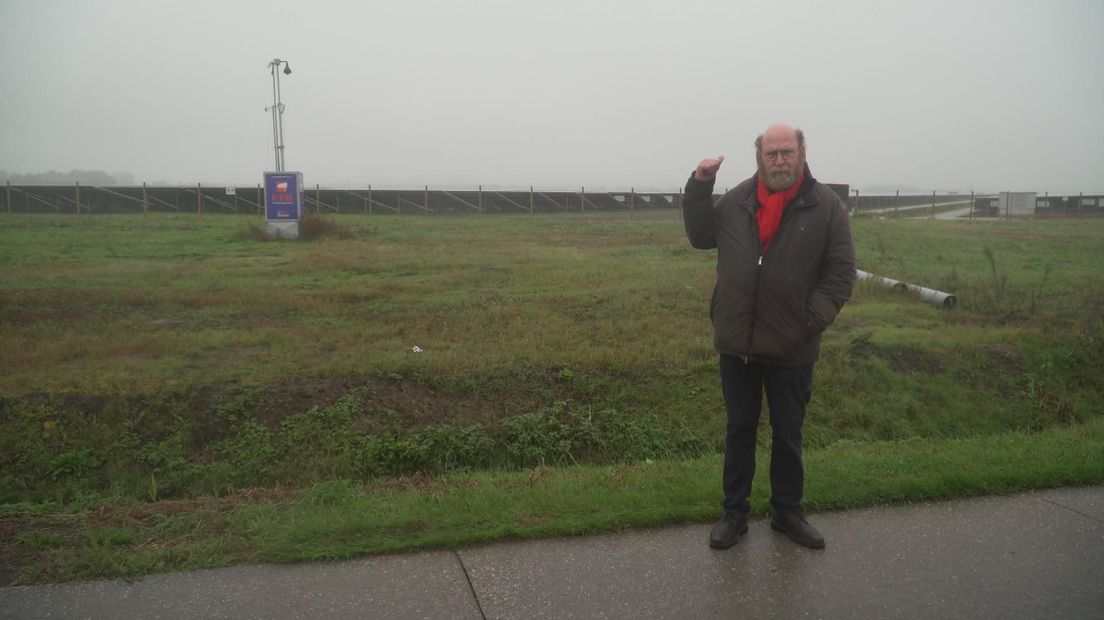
left=802, top=302, right=829, bottom=343
left=804, top=291, right=835, bottom=336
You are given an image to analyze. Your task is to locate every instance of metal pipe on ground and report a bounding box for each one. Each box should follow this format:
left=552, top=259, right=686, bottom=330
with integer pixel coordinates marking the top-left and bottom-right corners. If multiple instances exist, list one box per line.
left=856, top=269, right=957, bottom=309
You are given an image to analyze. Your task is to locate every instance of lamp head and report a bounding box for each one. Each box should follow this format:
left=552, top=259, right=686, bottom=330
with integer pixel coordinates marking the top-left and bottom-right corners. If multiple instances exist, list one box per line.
left=283, top=63, right=292, bottom=75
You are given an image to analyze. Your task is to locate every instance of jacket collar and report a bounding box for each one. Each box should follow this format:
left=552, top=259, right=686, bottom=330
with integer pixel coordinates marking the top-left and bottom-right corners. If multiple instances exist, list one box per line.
left=742, top=163, right=819, bottom=211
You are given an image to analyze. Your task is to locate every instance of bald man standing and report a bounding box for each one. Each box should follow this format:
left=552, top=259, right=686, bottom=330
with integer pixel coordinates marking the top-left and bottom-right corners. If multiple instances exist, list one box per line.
left=683, top=124, right=855, bottom=550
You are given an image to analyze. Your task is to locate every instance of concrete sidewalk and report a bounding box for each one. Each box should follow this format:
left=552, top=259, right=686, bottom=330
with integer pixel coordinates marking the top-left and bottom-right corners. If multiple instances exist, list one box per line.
left=3, top=486, right=1102, bottom=619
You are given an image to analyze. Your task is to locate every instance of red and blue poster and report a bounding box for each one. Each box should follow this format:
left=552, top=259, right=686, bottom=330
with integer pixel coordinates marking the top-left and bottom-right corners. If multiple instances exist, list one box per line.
left=264, top=172, right=303, bottom=221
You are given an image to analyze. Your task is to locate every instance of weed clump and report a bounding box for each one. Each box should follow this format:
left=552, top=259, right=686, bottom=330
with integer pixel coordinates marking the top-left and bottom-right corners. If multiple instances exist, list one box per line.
left=231, top=222, right=269, bottom=241
left=299, top=213, right=352, bottom=241
left=231, top=214, right=354, bottom=241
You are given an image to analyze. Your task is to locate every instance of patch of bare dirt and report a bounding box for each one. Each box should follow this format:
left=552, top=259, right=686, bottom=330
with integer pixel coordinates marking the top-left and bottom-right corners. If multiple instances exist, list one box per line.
left=849, top=341, right=944, bottom=374
left=847, top=339, right=945, bottom=375
left=6, top=370, right=575, bottom=461
left=979, top=343, right=1025, bottom=372
left=349, top=377, right=548, bottom=433
left=170, top=372, right=560, bottom=448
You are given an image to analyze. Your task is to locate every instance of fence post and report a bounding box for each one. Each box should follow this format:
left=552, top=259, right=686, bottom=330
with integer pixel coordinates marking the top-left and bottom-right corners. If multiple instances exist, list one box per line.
left=1079, top=192, right=1083, bottom=215
left=257, top=183, right=262, bottom=216
left=895, top=189, right=899, bottom=218
left=529, top=186, right=533, bottom=216
left=75, top=182, right=81, bottom=216
left=5, top=180, right=10, bottom=213
left=931, top=190, right=935, bottom=220
left=969, top=190, right=974, bottom=222
left=424, top=185, right=429, bottom=215
left=630, top=187, right=635, bottom=220
left=143, top=182, right=149, bottom=219
left=316, top=184, right=320, bottom=214
left=369, top=184, right=373, bottom=215
left=198, top=182, right=203, bottom=216
left=479, top=185, right=483, bottom=213
left=580, top=186, right=585, bottom=213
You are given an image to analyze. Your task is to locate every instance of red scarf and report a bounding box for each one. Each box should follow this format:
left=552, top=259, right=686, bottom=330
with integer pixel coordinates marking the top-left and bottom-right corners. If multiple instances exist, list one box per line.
left=755, top=171, right=804, bottom=253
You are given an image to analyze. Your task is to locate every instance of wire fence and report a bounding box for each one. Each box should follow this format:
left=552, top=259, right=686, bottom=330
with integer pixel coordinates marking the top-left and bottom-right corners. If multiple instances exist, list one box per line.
left=850, top=190, right=1104, bottom=220
left=2, top=182, right=1100, bottom=219
left=0, top=183, right=691, bottom=217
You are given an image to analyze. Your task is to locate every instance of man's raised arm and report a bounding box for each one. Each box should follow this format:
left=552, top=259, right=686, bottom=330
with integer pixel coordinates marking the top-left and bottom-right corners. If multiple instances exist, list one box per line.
left=683, top=155, right=724, bottom=250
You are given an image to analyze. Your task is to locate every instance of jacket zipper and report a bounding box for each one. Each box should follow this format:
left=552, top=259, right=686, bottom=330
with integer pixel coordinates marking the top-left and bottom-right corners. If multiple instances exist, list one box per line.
left=742, top=195, right=806, bottom=363
left=742, top=211, right=764, bottom=363
left=742, top=255, right=763, bottom=364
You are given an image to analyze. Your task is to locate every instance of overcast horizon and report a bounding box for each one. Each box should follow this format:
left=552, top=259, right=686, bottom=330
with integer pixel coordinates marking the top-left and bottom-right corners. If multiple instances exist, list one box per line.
left=1, top=0, right=1101, bottom=195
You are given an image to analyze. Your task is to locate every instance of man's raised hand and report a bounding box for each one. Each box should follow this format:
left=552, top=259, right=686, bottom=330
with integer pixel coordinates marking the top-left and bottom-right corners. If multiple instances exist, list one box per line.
left=694, top=155, right=725, bottom=181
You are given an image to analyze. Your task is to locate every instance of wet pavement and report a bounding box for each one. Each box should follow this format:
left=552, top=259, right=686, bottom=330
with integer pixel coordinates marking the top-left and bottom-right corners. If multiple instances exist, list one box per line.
left=3, top=486, right=1102, bottom=619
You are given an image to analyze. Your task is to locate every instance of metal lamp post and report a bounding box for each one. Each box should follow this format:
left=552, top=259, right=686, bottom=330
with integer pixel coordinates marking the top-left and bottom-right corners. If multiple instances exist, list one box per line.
left=266, top=58, right=292, bottom=171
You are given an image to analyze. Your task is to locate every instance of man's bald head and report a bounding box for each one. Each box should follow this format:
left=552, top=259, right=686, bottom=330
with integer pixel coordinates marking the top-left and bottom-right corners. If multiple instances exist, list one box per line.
left=754, top=124, right=805, bottom=154
left=755, top=123, right=807, bottom=192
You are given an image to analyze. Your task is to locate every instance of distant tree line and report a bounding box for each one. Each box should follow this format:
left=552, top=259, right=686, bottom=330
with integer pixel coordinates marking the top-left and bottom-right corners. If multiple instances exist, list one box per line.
left=1, top=169, right=135, bottom=185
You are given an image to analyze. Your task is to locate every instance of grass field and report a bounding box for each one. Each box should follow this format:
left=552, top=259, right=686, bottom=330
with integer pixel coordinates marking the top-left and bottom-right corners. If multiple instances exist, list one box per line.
left=1, top=211, right=1102, bottom=584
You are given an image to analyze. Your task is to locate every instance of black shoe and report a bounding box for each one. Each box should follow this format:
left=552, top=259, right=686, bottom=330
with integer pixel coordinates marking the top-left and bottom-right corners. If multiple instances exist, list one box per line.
left=770, top=510, right=825, bottom=549
left=709, top=511, right=748, bottom=549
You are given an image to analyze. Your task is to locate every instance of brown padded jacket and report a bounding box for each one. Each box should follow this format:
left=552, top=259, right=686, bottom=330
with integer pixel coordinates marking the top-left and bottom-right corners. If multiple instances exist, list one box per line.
left=683, top=164, right=855, bottom=366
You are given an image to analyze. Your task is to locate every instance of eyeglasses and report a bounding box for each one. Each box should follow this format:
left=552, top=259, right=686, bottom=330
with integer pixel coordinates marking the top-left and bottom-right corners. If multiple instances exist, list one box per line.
left=762, top=149, right=797, bottom=162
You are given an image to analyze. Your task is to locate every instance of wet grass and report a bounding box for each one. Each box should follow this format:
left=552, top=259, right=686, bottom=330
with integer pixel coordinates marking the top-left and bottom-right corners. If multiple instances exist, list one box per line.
left=1, top=211, right=1103, bottom=583
left=3, top=418, right=1101, bottom=584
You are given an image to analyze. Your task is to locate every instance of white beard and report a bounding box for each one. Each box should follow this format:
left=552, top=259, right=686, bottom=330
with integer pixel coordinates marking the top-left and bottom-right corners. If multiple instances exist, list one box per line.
left=765, top=169, right=797, bottom=192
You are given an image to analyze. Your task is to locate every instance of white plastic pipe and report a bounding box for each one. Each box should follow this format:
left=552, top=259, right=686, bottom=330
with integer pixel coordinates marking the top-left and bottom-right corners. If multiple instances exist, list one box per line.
left=856, top=269, right=957, bottom=309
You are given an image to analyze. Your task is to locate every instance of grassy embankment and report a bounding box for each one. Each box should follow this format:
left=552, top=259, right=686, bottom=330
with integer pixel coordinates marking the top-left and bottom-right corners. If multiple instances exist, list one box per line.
left=1, top=211, right=1101, bottom=584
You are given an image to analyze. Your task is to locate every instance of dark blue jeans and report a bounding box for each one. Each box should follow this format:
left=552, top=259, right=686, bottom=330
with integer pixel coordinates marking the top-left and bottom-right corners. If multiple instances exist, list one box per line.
left=719, top=354, right=813, bottom=514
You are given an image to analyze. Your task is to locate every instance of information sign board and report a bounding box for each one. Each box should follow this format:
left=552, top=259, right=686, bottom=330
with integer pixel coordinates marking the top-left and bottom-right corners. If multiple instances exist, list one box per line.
left=264, top=172, right=304, bottom=221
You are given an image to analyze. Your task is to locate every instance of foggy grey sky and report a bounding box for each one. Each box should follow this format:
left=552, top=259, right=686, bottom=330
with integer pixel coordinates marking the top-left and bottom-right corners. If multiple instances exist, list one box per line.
left=1, top=0, right=1101, bottom=194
